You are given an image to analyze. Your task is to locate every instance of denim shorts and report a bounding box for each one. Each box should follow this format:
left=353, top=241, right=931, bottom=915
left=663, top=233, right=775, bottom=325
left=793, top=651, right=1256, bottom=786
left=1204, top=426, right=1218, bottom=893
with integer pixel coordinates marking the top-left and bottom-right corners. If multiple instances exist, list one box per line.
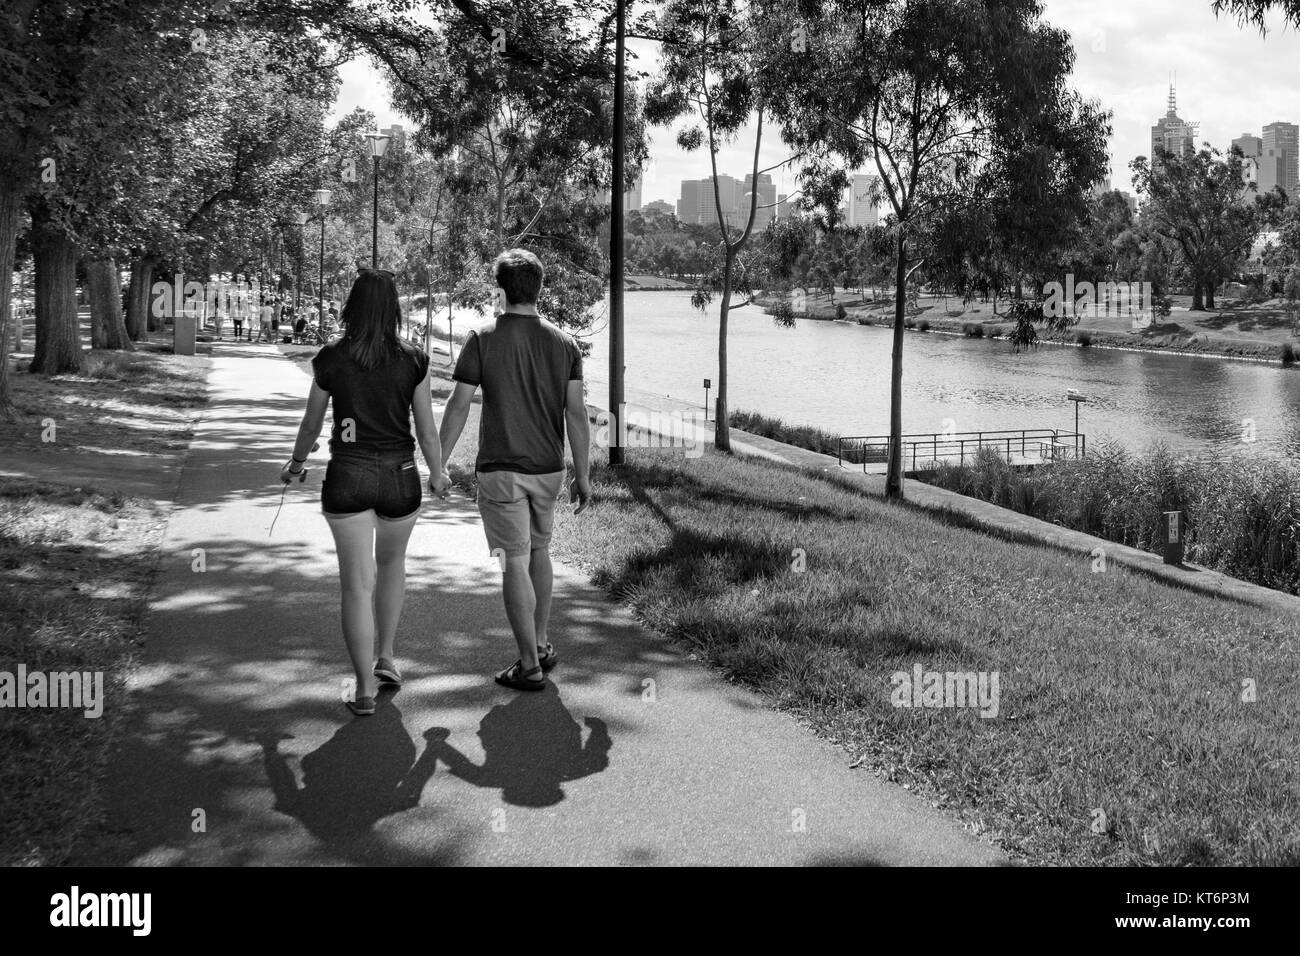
left=321, top=449, right=422, bottom=519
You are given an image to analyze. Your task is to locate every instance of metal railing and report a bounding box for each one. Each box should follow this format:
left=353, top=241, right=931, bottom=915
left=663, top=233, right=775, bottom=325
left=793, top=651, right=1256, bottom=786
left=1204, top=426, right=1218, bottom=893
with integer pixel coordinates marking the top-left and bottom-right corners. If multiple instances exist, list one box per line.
left=837, top=429, right=1086, bottom=472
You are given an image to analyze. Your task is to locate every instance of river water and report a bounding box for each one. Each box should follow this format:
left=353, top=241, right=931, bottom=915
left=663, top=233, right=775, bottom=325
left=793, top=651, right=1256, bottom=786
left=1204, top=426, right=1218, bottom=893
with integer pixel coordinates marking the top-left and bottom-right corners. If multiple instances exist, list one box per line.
left=440, top=290, right=1300, bottom=460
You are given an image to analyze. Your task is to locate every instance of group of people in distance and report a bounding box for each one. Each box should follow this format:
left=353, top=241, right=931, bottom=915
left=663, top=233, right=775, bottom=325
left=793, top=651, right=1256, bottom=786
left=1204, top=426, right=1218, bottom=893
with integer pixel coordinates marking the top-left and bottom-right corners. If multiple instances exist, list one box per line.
left=209, top=297, right=341, bottom=343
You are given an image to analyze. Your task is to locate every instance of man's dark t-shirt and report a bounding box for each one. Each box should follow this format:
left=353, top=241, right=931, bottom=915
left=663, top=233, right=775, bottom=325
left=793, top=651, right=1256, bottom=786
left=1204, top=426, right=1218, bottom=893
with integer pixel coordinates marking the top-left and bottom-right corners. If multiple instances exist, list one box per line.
left=312, top=340, right=430, bottom=455
left=452, top=312, right=583, bottom=474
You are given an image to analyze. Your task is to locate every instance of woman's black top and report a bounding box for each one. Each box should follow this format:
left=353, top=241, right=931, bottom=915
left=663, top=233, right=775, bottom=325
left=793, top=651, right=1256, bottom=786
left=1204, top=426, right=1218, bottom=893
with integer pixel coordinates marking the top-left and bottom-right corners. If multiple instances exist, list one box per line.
left=311, top=340, right=430, bottom=455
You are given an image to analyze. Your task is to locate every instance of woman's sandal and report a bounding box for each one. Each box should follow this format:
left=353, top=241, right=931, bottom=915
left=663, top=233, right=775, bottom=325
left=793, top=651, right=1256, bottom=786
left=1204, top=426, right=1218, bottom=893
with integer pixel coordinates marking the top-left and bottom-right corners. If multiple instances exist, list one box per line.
left=346, top=696, right=377, bottom=716
left=373, top=658, right=403, bottom=686
left=537, top=643, right=558, bottom=672
left=494, top=660, right=546, bottom=692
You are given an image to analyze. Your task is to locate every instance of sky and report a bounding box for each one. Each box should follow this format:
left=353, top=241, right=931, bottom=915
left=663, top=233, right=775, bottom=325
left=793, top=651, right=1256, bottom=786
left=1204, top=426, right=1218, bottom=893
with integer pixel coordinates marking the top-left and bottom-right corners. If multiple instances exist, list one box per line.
left=329, top=0, right=1299, bottom=208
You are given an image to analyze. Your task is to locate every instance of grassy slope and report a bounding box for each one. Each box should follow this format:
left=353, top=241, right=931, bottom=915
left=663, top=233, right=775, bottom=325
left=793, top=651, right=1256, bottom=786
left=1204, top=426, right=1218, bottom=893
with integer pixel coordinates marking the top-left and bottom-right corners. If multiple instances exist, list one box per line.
left=0, top=350, right=209, bottom=865
left=549, top=451, right=1298, bottom=866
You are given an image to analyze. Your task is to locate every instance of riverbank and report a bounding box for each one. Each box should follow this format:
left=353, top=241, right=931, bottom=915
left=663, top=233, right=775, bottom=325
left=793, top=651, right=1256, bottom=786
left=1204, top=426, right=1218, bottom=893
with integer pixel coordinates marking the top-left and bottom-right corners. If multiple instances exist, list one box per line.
left=756, top=291, right=1300, bottom=365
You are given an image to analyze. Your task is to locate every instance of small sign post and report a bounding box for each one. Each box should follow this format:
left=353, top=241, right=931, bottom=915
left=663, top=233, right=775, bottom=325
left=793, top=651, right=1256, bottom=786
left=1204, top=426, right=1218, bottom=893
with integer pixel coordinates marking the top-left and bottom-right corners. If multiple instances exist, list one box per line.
left=704, top=378, right=711, bottom=422
left=1067, top=389, right=1087, bottom=457
left=1162, top=510, right=1184, bottom=566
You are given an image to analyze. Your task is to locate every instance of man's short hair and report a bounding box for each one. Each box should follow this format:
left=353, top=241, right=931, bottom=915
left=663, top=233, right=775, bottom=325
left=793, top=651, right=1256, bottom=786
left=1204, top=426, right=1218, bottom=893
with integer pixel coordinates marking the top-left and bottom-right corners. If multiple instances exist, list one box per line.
left=493, top=248, right=544, bottom=306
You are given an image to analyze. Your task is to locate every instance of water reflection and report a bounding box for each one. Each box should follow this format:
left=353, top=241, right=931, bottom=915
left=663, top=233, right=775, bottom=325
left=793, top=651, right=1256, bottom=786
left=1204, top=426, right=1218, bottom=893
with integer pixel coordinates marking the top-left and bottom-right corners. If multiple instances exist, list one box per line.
left=576, top=292, right=1300, bottom=462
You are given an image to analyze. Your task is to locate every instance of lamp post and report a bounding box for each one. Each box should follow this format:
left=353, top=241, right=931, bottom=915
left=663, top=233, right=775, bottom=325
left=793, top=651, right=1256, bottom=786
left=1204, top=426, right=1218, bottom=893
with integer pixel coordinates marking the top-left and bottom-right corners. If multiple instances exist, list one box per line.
left=609, top=0, right=626, bottom=466
left=314, top=189, right=331, bottom=339
left=1067, top=388, right=1087, bottom=458
left=293, top=211, right=310, bottom=321
left=367, top=130, right=391, bottom=269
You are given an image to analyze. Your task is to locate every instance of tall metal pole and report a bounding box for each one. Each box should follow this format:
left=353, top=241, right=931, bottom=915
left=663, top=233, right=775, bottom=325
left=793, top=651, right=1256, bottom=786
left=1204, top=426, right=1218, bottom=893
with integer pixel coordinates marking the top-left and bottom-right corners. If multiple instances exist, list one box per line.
left=608, top=0, right=626, bottom=466
left=296, top=225, right=304, bottom=318
left=372, top=156, right=381, bottom=269
left=447, top=209, right=456, bottom=364
left=318, top=215, right=326, bottom=339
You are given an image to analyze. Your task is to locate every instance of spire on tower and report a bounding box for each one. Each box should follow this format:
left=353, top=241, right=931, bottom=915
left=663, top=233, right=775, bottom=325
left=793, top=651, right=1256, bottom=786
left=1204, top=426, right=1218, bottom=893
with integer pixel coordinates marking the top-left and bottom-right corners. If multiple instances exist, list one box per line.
left=1167, top=73, right=1177, bottom=117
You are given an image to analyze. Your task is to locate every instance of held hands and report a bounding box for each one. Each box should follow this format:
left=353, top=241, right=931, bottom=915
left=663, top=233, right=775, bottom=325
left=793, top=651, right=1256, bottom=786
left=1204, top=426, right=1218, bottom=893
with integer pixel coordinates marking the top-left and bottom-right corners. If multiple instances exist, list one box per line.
left=429, top=470, right=452, bottom=499
left=570, top=475, right=592, bottom=514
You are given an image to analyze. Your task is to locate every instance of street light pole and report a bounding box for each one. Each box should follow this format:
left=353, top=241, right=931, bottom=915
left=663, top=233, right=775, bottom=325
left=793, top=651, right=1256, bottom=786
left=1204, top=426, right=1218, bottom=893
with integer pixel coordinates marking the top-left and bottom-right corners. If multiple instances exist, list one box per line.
left=367, top=130, right=391, bottom=270
left=608, top=0, right=626, bottom=467
left=314, top=189, right=332, bottom=340
left=289, top=208, right=306, bottom=323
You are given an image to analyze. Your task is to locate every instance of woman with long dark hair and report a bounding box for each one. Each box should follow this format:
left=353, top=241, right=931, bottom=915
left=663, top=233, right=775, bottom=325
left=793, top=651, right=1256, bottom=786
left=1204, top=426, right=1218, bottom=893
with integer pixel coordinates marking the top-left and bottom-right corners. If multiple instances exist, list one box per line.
left=282, top=269, right=451, bottom=716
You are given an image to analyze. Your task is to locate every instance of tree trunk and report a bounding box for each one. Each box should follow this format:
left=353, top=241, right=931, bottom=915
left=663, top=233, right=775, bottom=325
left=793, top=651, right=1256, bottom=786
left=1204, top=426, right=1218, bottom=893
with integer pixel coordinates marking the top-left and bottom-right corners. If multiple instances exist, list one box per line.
left=714, top=249, right=733, bottom=453
left=1205, top=282, right=1216, bottom=311
left=885, top=230, right=907, bottom=500
left=88, top=257, right=132, bottom=351
left=1191, top=280, right=1204, bottom=311
left=29, top=213, right=83, bottom=375
left=0, top=183, right=21, bottom=418
left=126, top=254, right=157, bottom=340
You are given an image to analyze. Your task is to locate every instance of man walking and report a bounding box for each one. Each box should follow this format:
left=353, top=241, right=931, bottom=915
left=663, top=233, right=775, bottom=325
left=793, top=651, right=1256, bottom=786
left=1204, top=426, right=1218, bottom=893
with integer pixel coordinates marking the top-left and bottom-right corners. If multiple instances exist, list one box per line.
left=438, top=248, right=591, bottom=691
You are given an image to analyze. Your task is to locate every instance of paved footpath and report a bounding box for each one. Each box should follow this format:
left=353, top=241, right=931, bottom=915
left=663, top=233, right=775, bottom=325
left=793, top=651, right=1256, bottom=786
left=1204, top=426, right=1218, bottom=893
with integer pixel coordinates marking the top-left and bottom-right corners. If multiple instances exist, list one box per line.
left=85, top=342, right=1005, bottom=866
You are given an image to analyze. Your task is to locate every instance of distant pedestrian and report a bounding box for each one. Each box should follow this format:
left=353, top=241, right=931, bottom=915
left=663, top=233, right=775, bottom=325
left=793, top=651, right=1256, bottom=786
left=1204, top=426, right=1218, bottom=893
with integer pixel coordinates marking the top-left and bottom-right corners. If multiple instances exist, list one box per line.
left=259, top=299, right=274, bottom=342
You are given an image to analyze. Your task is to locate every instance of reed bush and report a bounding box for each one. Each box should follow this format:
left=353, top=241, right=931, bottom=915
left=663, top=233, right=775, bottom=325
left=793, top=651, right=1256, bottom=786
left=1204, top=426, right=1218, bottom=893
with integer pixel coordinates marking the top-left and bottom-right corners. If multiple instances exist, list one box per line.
left=926, top=440, right=1300, bottom=594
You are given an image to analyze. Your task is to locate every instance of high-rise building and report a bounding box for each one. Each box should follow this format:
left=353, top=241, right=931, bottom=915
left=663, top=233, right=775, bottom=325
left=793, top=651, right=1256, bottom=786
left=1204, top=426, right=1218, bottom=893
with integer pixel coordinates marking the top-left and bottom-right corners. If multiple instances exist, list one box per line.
left=1232, top=133, right=1262, bottom=196
left=742, top=172, right=777, bottom=229
left=677, top=175, right=745, bottom=226
left=847, top=174, right=879, bottom=226
left=643, top=199, right=674, bottom=217
left=624, top=173, right=643, bottom=212
left=776, top=193, right=788, bottom=220
left=600, top=172, right=645, bottom=212
left=1150, top=82, right=1197, bottom=168
left=1259, top=122, right=1299, bottom=201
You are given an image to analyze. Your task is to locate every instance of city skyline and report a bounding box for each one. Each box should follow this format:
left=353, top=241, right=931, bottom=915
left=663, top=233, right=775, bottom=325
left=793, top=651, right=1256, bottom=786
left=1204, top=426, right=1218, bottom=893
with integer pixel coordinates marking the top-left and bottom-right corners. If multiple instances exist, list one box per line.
left=335, top=1, right=1298, bottom=211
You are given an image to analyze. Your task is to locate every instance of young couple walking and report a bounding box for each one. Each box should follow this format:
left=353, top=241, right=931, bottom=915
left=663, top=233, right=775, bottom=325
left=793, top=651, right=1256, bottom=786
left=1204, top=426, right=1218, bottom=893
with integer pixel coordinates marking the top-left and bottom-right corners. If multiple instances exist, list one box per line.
left=281, top=249, right=592, bottom=716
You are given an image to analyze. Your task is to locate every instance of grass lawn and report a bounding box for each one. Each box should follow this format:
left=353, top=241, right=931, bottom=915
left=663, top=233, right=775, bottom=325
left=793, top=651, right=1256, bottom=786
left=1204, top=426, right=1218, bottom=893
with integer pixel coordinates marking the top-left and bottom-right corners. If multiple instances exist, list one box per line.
left=0, top=349, right=209, bottom=865
left=547, top=449, right=1298, bottom=866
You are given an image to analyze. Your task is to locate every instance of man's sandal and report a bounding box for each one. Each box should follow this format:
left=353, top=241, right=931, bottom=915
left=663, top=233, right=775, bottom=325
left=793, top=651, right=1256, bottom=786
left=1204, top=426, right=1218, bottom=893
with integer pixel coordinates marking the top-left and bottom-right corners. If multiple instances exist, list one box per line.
left=537, top=643, right=558, bottom=672
left=494, top=661, right=546, bottom=692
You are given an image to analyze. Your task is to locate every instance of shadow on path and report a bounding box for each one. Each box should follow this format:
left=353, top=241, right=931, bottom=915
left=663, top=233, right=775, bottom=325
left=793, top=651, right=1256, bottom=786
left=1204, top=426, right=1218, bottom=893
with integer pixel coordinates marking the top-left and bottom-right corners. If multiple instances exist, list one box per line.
left=424, top=687, right=611, bottom=807
left=260, top=695, right=438, bottom=842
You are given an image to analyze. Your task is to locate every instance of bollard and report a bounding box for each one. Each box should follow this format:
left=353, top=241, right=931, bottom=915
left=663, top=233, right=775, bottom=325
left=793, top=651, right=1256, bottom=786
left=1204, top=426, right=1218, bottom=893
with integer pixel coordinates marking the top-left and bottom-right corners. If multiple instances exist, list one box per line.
left=1162, top=510, right=1184, bottom=566
left=173, top=312, right=197, bottom=356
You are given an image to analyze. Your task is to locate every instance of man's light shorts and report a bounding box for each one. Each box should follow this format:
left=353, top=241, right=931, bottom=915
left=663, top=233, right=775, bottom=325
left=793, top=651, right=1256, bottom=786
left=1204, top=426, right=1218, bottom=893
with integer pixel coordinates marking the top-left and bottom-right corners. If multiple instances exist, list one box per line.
left=476, top=469, right=565, bottom=558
